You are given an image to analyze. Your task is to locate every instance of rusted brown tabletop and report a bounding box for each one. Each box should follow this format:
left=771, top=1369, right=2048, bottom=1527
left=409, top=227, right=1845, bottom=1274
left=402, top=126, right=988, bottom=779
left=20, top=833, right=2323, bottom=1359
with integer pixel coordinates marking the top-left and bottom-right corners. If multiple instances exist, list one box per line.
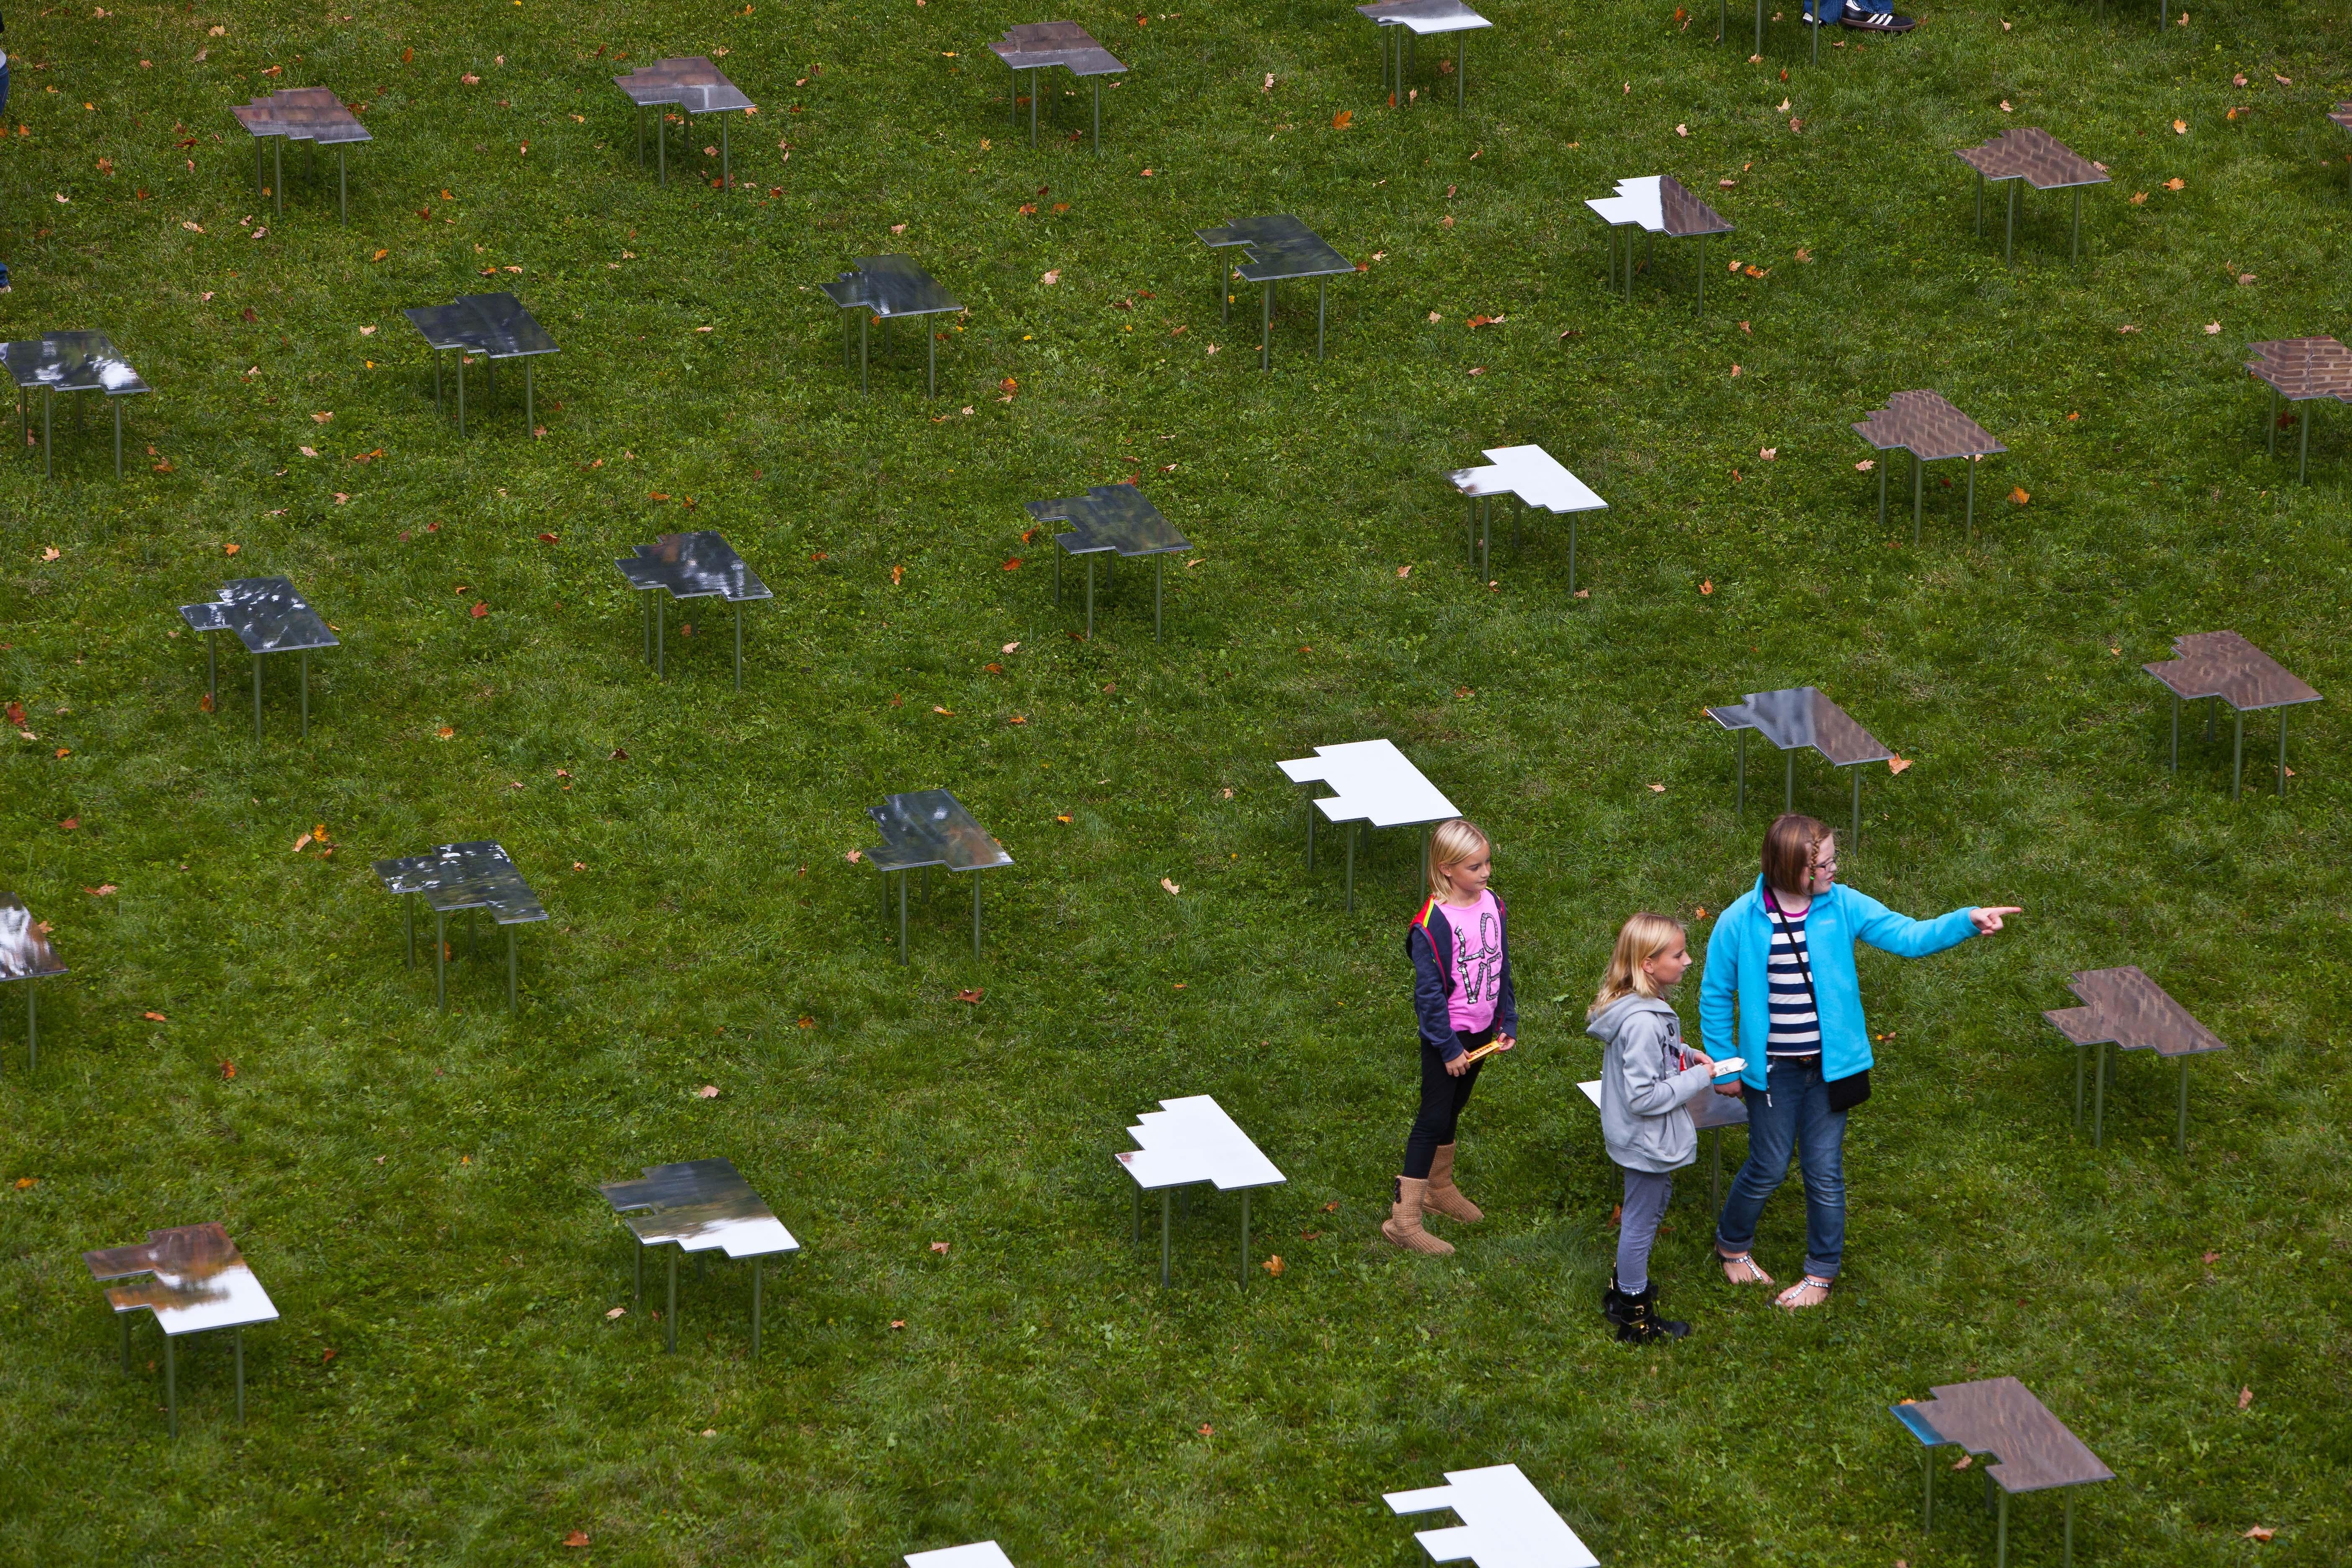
left=2245, top=337, right=2352, bottom=484
left=1706, top=687, right=1893, bottom=844
left=2045, top=965, right=2226, bottom=1152
left=1955, top=128, right=2107, bottom=264
left=2142, top=631, right=2320, bottom=799
left=1852, top=391, right=2006, bottom=544
left=1891, top=1376, right=2112, bottom=1568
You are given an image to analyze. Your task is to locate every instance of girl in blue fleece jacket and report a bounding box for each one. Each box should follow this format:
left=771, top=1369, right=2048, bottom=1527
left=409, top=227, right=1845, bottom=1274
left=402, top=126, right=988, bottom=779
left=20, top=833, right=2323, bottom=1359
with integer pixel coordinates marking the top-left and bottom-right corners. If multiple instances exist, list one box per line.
left=1704, top=813, right=2019, bottom=1308
left=1382, top=818, right=1518, bottom=1256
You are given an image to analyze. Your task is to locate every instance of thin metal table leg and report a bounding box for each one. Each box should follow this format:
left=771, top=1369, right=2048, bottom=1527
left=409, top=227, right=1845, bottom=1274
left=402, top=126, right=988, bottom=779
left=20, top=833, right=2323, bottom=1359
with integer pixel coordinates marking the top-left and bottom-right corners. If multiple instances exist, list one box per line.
left=507, top=926, right=518, bottom=1014
left=2074, top=1042, right=2085, bottom=1126
left=1346, top=821, right=1357, bottom=913
left=2298, top=404, right=2310, bottom=484
left=1031, top=68, right=1039, bottom=146
left=898, top=872, right=908, bottom=965
left=1698, top=232, right=1706, bottom=314
left=2277, top=710, right=2288, bottom=795
left=634, top=1237, right=642, bottom=1301
left=666, top=1250, right=678, bottom=1351
left=2071, top=187, right=2081, bottom=263
left=1086, top=557, right=1095, bottom=639
left=120, top=1313, right=130, bottom=1372
left=1261, top=281, right=1271, bottom=370
left=299, top=650, right=309, bottom=737
left=166, top=1334, right=177, bottom=1438
left=258, top=135, right=266, bottom=194
left=1878, top=462, right=1887, bottom=531
left=253, top=653, right=263, bottom=742
left=2005, top=181, right=2017, bottom=264
left=1997, top=1486, right=2009, bottom=1568
left=659, top=110, right=666, bottom=184
left=1965, top=457, right=1975, bottom=541
left=207, top=629, right=217, bottom=700
left=1755, top=0, right=1763, bottom=57
left=339, top=148, right=348, bottom=224
left=1307, top=795, right=1315, bottom=867
left=436, top=912, right=446, bottom=1010
left=655, top=596, right=666, bottom=678
left=750, top=1257, right=762, bottom=1358
left=973, top=874, right=983, bottom=959
left=735, top=601, right=743, bottom=690
left=114, top=400, right=121, bottom=479
left=1736, top=729, right=1746, bottom=812
left=274, top=139, right=284, bottom=219
left=861, top=315, right=869, bottom=395
left=1155, top=555, right=1165, bottom=642
left=526, top=359, right=534, bottom=431
left=1317, top=279, right=1326, bottom=359
left=722, top=114, right=730, bottom=188
left=1923, top=1444, right=1934, bottom=1529
left=1239, top=1188, right=1250, bottom=1281
left=2169, top=692, right=2179, bottom=775
left=1093, top=80, right=1101, bottom=153
left=236, top=1327, right=245, bottom=1423
left=43, top=388, right=51, bottom=480
left=2177, top=1056, right=2188, bottom=1153
left=457, top=352, right=465, bottom=438
left=2232, top=709, right=2244, bottom=800
left=1568, top=513, right=1578, bottom=596
left=1851, top=764, right=1861, bottom=846
left=2269, top=386, right=2278, bottom=455
left=1161, top=1189, right=1171, bottom=1286
left=1913, top=452, right=1923, bottom=546
left=405, top=893, right=415, bottom=970
left=1480, top=497, right=1490, bottom=576
left=1784, top=749, right=1794, bottom=812
left=928, top=329, right=936, bottom=397
left=2094, top=1040, right=2105, bottom=1148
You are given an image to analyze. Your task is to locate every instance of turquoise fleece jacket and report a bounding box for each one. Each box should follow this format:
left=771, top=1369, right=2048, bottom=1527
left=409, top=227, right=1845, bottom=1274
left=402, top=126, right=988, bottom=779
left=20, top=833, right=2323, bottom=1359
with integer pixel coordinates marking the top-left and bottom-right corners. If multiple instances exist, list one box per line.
left=1700, top=876, right=1978, bottom=1089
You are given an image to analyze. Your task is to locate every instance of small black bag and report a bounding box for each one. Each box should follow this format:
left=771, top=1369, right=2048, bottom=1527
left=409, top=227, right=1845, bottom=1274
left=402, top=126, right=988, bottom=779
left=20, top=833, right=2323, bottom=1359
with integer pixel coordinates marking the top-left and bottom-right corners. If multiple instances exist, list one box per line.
left=1826, top=1067, right=1872, bottom=1112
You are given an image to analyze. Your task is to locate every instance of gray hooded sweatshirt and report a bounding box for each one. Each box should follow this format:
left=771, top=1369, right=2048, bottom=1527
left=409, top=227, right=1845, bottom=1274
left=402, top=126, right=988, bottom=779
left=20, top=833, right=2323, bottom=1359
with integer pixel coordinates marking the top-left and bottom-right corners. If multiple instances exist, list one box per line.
left=1588, top=993, right=1718, bottom=1174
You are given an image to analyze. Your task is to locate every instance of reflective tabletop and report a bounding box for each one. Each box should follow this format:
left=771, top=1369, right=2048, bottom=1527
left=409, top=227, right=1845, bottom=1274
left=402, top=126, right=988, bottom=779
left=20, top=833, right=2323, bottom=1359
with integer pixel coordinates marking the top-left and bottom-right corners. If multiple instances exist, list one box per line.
left=401, top=293, right=559, bottom=360
left=1852, top=390, right=2006, bottom=462
left=989, top=22, right=1127, bottom=74
left=612, top=57, right=755, bottom=113
left=1891, top=1377, right=2113, bottom=1494
left=1707, top=687, right=1891, bottom=766
left=178, top=576, right=339, bottom=655
left=0, top=892, right=67, bottom=982
left=1194, top=214, right=1355, bottom=282
left=2044, top=965, right=2226, bottom=1059
left=1585, top=175, right=1733, bottom=237
left=599, top=1158, right=799, bottom=1258
left=2245, top=337, right=2352, bottom=402
left=84, top=1224, right=281, bottom=1336
left=820, top=255, right=963, bottom=318
left=371, top=841, right=548, bottom=923
left=1447, top=444, right=1607, bottom=513
left=1356, top=0, right=1493, bottom=33
left=0, top=332, right=150, bottom=396
left=615, top=531, right=773, bottom=602
left=231, top=86, right=372, bottom=144
left=2143, top=630, right=2320, bottom=712
left=1955, top=127, right=2109, bottom=191
left=862, top=790, right=1013, bottom=874
left=1026, top=484, right=1189, bottom=557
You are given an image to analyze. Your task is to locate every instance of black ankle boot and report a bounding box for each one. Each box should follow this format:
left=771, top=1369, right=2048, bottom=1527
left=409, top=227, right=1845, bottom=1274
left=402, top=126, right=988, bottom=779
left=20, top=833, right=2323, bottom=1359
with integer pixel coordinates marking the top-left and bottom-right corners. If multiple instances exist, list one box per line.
left=1614, top=1282, right=1692, bottom=1344
left=1602, top=1270, right=1639, bottom=1328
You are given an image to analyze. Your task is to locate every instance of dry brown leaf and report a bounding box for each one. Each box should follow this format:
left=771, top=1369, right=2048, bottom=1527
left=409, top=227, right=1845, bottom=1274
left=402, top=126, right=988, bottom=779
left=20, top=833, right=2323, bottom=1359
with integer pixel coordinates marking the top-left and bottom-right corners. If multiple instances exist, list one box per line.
left=1888, top=755, right=1913, bottom=775
left=1161, top=877, right=1181, bottom=895
left=144, top=1011, right=167, bottom=1022
left=2239, top=1385, right=2254, bottom=1409
left=2010, top=486, right=2031, bottom=504
left=954, top=989, right=983, bottom=1004
left=1700, top=579, right=1714, bottom=595
left=562, top=1532, right=591, bottom=1549
left=1262, top=1255, right=1285, bottom=1276
left=2165, top=177, right=2185, bottom=190
left=1332, top=109, right=1353, bottom=129
left=2244, top=1527, right=2274, bottom=1542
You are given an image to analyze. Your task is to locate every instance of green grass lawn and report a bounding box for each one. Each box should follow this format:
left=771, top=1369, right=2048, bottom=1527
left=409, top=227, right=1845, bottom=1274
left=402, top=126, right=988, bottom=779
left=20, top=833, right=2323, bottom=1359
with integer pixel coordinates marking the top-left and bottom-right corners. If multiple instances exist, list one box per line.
left=3, top=0, right=2351, bottom=1561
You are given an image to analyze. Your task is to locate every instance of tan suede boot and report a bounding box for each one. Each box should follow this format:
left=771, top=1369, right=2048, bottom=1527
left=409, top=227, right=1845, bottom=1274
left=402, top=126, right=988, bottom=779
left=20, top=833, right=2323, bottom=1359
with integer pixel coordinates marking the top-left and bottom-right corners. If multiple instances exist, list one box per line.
left=1423, top=1143, right=1484, bottom=1223
left=1382, top=1177, right=1455, bottom=1255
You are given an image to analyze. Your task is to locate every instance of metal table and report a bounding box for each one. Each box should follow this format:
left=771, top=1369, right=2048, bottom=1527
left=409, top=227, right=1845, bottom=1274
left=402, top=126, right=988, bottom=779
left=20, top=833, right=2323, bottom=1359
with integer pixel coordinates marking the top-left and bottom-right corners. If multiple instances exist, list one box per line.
left=599, top=1159, right=799, bottom=1356
left=2244, top=336, right=2352, bottom=486
left=614, top=531, right=772, bottom=689
left=1577, top=1074, right=1747, bottom=1214
left=988, top=22, right=1125, bottom=152
left=1385, top=1463, right=1600, bottom=1568
left=1025, top=484, right=1190, bottom=641
left=1583, top=176, right=1732, bottom=314
left=1277, top=739, right=1460, bottom=912
left=1445, top=444, right=1607, bottom=586
left=613, top=57, right=754, bottom=187
left=371, top=841, right=547, bottom=1013
left=2332, top=104, right=2352, bottom=199
left=1194, top=215, right=1356, bottom=369
left=1955, top=128, right=2108, bottom=266
left=84, top=1224, right=279, bottom=1437
left=400, top=292, right=557, bottom=437
left=820, top=255, right=963, bottom=398
left=1707, top=687, right=1893, bottom=845
left=230, top=86, right=370, bottom=224
left=1891, top=1377, right=2113, bottom=1568
left=907, top=1545, right=1018, bottom=1568
left=178, top=576, right=338, bottom=740
left=2142, top=631, right=2320, bottom=800
left=2043, top=965, right=2226, bottom=1154
left=0, top=332, right=150, bottom=480
left=1355, top=0, right=1491, bottom=112
left=0, top=892, right=64, bottom=1070
left=1117, top=1095, right=1285, bottom=1287
left=1852, top=390, right=2006, bottom=544
left=861, top=789, right=1013, bottom=963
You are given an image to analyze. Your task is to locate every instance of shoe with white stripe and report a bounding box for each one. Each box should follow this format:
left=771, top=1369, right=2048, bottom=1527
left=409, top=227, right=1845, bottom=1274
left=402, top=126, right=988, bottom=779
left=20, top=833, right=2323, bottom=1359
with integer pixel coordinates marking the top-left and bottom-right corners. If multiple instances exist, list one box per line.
left=1841, top=8, right=1917, bottom=28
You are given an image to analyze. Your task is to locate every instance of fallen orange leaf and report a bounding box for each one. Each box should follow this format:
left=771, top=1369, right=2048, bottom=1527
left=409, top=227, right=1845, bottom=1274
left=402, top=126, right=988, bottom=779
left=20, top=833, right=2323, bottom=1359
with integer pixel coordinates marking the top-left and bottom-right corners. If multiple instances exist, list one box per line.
left=470, top=602, right=488, bottom=619
left=1262, top=1255, right=1285, bottom=1276
left=1888, top=755, right=1913, bottom=775
left=890, top=564, right=905, bottom=585
left=2165, top=177, right=2185, bottom=190
left=144, top=1011, right=167, bottom=1022
left=2244, top=1527, right=2274, bottom=1542
left=220, top=1060, right=236, bottom=1080
left=1700, top=579, right=1714, bottom=594
left=931, top=1240, right=953, bottom=1253
left=563, top=1532, right=591, bottom=1549
left=2239, top=1386, right=2254, bottom=1409
left=2009, top=486, right=2030, bottom=505
left=1332, top=109, right=1353, bottom=129
left=1161, top=877, right=1181, bottom=895
left=954, top=989, right=983, bottom=1004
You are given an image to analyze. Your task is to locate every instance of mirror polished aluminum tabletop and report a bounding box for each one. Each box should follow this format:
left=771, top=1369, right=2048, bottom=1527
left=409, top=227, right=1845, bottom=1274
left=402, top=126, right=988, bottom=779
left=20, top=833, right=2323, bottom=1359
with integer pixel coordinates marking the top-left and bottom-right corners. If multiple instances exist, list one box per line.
left=1278, top=739, right=1458, bottom=828
left=0, top=892, right=66, bottom=982
left=401, top=293, right=558, bottom=360
left=1025, top=484, right=1189, bottom=557
left=2142, top=631, right=2318, bottom=712
left=1447, top=445, right=1607, bottom=513
left=1954, top=127, right=2109, bottom=191
left=2245, top=337, right=2352, bottom=402
left=2043, top=966, right=2226, bottom=1060
left=1585, top=175, right=1731, bottom=237
left=612, top=57, right=755, bottom=113
left=177, top=576, right=339, bottom=654
left=1194, top=215, right=1356, bottom=282
left=83, top=1224, right=281, bottom=1336
left=861, top=790, right=1013, bottom=874
left=1707, top=688, right=1891, bottom=767
left=1117, top=1095, right=1284, bottom=1191
left=1852, top=391, right=2005, bottom=462
left=988, top=21, right=1126, bottom=75
left=1385, top=1463, right=1599, bottom=1568
left=820, top=255, right=963, bottom=319
left=371, top=842, right=547, bottom=923
left=1576, top=1075, right=1747, bottom=1130
left=230, top=86, right=372, bottom=144
left=615, top=531, right=773, bottom=602
left=0, top=332, right=150, bottom=395
left=1355, top=0, right=1493, bottom=34
left=1891, top=1378, right=2114, bottom=1494
left=599, top=1158, right=800, bottom=1258
left=906, top=1545, right=1018, bottom=1568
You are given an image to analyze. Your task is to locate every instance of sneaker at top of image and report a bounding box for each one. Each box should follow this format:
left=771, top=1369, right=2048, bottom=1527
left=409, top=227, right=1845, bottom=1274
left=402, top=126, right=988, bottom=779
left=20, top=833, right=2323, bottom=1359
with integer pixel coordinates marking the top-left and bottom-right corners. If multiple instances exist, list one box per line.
left=1842, top=7, right=1918, bottom=28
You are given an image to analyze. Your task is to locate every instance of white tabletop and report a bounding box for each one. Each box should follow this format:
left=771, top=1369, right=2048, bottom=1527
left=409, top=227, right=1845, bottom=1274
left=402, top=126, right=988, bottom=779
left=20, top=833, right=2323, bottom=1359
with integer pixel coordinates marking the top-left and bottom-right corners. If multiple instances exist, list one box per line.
left=1277, top=739, right=1459, bottom=828
left=1448, top=445, right=1608, bottom=514
left=1385, top=1463, right=1601, bottom=1568
left=1584, top=175, right=1664, bottom=232
left=906, top=1544, right=1016, bottom=1568
left=1117, top=1094, right=1285, bottom=1191
left=1359, top=0, right=1494, bottom=35
left=113, top=1262, right=281, bottom=1336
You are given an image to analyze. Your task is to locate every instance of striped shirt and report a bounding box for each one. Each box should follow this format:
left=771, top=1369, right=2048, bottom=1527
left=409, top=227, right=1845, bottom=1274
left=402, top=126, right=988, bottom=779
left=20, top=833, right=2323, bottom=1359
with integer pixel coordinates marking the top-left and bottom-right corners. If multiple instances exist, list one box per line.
left=1764, top=901, right=1821, bottom=1056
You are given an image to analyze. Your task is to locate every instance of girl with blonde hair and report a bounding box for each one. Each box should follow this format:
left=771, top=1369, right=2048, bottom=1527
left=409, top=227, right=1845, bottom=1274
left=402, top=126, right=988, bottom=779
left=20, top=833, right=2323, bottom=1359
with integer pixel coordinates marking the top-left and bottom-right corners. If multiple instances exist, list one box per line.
left=1589, top=913, right=1732, bottom=1343
left=1383, top=818, right=1518, bottom=1256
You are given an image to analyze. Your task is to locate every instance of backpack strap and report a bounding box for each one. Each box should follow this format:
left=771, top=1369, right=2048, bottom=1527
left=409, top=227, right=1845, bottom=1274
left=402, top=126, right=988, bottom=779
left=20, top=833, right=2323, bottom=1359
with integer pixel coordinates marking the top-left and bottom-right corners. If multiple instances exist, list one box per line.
left=1408, top=897, right=1456, bottom=995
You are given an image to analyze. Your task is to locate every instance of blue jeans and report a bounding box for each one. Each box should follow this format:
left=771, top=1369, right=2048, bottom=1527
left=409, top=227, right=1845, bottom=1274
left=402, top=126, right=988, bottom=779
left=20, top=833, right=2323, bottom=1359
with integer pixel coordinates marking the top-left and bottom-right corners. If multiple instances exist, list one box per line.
left=1714, top=1056, right=1847, bottom=1280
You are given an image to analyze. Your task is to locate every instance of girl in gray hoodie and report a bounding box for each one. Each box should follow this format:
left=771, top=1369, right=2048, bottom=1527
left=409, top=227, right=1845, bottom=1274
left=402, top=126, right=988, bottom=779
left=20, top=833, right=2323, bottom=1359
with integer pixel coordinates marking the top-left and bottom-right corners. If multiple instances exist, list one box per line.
left=1587, top=913, right=1738, bottom=1344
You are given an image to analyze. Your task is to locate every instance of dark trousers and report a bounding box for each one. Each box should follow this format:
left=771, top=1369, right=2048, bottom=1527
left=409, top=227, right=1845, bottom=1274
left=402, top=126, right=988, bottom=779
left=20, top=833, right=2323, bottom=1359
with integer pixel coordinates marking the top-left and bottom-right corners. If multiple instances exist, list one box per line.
left=1403, top=1028, right=1492, bottom=1178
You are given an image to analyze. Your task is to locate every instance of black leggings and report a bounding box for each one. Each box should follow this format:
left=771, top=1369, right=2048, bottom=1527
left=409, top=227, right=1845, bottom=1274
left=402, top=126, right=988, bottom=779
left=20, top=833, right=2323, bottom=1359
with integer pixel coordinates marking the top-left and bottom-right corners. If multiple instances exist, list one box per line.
left=1403, top=1029, right=1492, bottom=1178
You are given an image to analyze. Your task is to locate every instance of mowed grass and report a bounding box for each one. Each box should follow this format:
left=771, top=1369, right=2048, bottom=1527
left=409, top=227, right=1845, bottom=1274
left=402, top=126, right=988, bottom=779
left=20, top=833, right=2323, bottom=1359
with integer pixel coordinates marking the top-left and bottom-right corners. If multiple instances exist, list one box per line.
left=2, top=0, right=2351, bottom=1562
